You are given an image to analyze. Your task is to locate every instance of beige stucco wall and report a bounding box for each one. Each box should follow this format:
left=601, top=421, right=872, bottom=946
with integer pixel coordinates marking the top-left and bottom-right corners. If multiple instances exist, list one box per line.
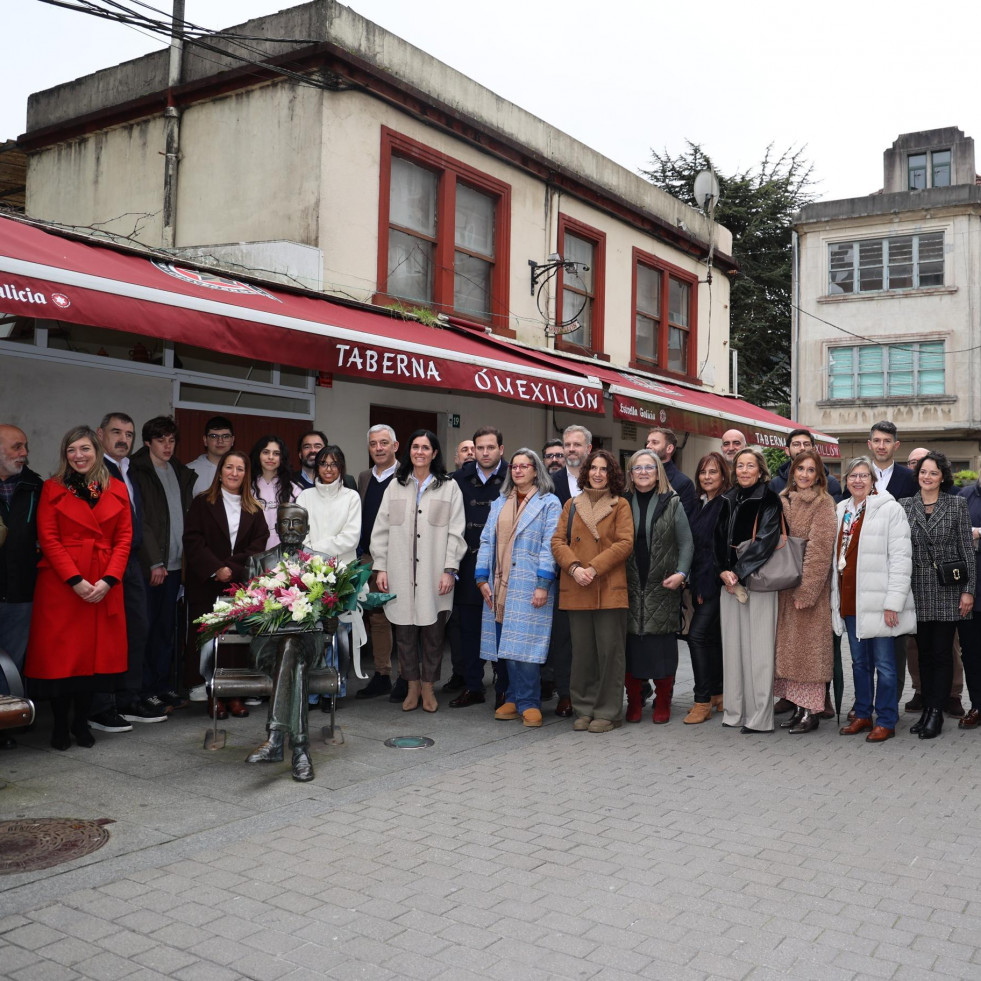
left=26, top=117, right=167, bottom=244
left=796, top=207, right=981, bottom=462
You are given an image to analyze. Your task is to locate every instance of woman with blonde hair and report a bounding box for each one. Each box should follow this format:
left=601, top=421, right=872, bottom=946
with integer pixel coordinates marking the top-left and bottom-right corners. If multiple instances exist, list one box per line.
left=623, top=449, right=692, bottom=724
left=24, top=426, right=132, bottom=750
left=713, top=447, right=783, bottom=733
left=773, top=448, right=837, bottom=734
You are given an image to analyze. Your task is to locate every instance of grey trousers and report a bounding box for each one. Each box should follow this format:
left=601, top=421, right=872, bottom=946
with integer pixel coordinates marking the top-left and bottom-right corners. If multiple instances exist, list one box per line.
left=568, top=608, right=627, bottom=723
left=720, top=589, right=778, bottom=731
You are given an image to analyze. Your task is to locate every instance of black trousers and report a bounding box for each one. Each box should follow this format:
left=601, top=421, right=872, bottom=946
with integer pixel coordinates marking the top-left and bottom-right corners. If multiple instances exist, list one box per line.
left=687, top=593, right=723, bottom=702
left=916, top=620, right=957, bottom=711
left=958, top=616, right=981, bottom=710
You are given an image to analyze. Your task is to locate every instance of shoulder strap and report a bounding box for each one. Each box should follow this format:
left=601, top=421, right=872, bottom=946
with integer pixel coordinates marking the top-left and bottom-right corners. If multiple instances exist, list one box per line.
left=566, top=501, right=576, bottom=545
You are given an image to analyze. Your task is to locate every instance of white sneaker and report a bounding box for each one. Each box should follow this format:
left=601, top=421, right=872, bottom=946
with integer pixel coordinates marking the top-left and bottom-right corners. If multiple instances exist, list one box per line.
left=188, top=684, right=208, bottom=702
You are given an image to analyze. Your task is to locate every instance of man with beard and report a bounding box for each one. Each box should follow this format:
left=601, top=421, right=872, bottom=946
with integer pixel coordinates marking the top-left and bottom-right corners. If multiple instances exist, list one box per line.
left=720, top=429, right=746, bottom=466
left=551, top=425, right=592, bottom=504
left=542, top=439, right=565, bottom=475
left=646, top=427, right=697, bottom=520
left=295, top=430, right=356, bottom=491
left=454, top=440, right=475, bottom=470
left=0, top=424, right=43, bottom=748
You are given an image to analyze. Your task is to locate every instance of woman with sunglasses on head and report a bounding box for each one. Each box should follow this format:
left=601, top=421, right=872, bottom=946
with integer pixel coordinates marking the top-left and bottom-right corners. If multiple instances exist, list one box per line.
left=683, top=451, right=731, bottom=723
left=713, top=447, right=783, bottom=734
left=622, top=449, right=692, bottom=725
left=250, top=435, right=301, bottom=547
left=475, top=449, right=560, bottom=727
left=371, top=430, right=466, bottom=713
left=773, top=449, right=837, bottom=734
left=900, top=451, right=974, bottom=740
left=833, top=456, right=915, bottom=743
left=551, top=449, right=633, bottom=733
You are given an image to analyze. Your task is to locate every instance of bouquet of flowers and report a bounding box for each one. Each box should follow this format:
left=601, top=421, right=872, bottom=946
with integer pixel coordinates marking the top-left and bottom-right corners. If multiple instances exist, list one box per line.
left=194, top=552, right=373, bottom=644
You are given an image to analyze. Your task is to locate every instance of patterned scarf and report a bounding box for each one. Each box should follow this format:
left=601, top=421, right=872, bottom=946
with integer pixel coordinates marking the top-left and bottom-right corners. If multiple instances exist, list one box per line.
left=837, top=499, right=866, bottom=573
left=65, top=469, right=102, bottom=509
left=492, top=491, right=530, bottom=623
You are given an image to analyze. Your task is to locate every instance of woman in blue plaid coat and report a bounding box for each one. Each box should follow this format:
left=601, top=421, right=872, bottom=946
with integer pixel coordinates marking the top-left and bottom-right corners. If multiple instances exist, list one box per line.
left=476, top=449, right=561, bottom=727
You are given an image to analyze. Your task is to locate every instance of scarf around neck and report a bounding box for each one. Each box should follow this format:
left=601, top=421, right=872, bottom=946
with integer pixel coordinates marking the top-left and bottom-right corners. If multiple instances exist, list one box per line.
left=575, top=487, right=615, bottom=540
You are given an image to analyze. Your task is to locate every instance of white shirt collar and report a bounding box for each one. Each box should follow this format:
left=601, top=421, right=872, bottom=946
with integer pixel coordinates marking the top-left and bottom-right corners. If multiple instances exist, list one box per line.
left=372, top=462, right=397, bottom=481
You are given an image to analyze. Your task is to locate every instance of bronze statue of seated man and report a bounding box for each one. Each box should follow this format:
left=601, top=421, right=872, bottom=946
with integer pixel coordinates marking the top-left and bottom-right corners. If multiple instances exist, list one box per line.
left=244, top=503, right=330, bottom=782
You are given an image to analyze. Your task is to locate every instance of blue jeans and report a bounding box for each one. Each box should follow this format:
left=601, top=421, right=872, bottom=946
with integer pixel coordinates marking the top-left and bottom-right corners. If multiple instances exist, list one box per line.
left=504, top=659, right=541, bottom=713
left=844, top=616, right=898, bottom=730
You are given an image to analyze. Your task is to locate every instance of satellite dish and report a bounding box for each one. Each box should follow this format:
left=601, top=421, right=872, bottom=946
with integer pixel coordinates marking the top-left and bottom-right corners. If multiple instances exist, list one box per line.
left=693, top=169, right=720, bottom=215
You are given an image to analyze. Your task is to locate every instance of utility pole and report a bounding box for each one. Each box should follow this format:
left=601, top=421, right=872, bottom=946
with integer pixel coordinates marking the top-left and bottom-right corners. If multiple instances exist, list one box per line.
left=161, top=0, right=185, bottom=248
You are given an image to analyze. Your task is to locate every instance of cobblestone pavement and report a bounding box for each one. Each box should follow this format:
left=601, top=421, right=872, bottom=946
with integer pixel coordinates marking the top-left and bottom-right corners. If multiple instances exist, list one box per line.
left=2, top=650, right=980, bottom=981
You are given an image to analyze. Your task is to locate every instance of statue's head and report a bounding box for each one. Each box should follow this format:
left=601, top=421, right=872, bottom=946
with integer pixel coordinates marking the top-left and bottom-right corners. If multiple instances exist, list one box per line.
left=276, top=503, right=309, bottom=546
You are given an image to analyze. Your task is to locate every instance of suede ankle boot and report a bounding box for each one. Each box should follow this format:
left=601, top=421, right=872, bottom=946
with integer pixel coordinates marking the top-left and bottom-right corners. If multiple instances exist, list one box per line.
left=624, top=673, right=643, bottom=723
left=652, top=675, right=674, bottom=724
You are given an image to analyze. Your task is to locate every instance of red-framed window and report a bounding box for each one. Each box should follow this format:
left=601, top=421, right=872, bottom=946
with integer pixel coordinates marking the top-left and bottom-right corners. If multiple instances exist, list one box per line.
left=377, top=127, right=511, bottom=331
left=631, top=248, right=698, bottom=379
left=556, top=215, right=605, bottom=355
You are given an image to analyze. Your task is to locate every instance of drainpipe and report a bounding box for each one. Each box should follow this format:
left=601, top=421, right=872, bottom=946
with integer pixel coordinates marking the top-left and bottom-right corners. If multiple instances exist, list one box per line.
left=790, top=229, right=800, bottom=419
left=161, top=0, right=185, bottom=249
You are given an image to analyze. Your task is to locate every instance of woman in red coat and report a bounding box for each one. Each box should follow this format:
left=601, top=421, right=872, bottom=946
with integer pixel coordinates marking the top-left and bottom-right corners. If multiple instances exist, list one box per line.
left=183, top=449, right=269, bottom=718
left=25, top=425, right=132, bottom=750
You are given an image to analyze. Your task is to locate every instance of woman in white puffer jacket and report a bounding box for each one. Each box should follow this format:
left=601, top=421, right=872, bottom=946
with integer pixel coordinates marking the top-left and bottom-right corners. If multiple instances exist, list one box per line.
left=831, top=455, right=915, bottom=744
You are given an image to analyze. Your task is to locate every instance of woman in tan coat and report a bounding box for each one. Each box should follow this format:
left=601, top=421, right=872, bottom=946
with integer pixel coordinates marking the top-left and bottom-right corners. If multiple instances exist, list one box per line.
left=774, top=449, right=837, bottom=734
left=550, top=450, right=633, bottom=733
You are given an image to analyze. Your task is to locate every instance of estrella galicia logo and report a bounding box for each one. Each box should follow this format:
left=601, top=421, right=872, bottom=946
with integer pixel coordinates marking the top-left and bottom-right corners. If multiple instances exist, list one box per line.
left=151, top=262, right=280, bottom=301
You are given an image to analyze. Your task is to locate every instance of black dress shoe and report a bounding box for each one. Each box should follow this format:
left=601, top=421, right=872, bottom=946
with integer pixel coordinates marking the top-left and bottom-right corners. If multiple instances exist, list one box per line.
left=918, top=708, right=943, bottom=740
left=739, top=726, right=774, bottom=734
left=959, top=708, right=981, bottom=729
left=72, top=726, right=96, bottom=748
left=788, top=710, right=819, bottom=734
left=773, top=698, right=795, bottom=715
left=389, top=677, right=408, bottom=702
left=441, top=673, right=465, bottom=692
left=779, top=705, right=804, bottom=728
left=449, top=689, right=486, bottom=708
left=555, top=697, right=573, bottom=718
left=291, top=748, right=314, bottom=782
left=910, top=709, right=929, bottom=734
left=50, top=732, right=71, bottom=751
left=355, top=672, right=392, bottom=699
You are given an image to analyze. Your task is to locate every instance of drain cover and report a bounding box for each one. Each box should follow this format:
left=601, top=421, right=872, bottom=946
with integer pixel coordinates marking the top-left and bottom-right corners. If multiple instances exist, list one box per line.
left=384, top=736, right=435, bottom=749
left=0, top=818, right=114, bottom=874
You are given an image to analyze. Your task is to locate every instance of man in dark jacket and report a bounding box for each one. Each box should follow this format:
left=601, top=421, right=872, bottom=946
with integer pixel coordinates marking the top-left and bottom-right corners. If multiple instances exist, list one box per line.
left=958, top=475, right=981, bottom=727
left=868, top=420, right=918, bottom=500
left=130, top=416, right=196, bottom=715
left=768, top=429, right=843, bottom=502
left=90, top=413, right=165, bottom=729
left=0, top=424, right=42, bottom=748
left=646, top=427, right=697, bottom=520
left=448, top=426, right=506, bottom=707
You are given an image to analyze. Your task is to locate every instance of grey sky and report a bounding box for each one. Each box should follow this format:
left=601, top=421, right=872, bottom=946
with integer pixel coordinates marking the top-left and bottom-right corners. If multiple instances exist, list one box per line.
left=3, top=0, right=978, bottom=205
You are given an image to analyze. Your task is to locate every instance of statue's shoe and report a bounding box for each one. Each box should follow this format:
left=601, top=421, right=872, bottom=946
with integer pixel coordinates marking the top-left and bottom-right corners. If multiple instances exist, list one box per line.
left=246, top=735, right=284, bottom=763
left=291, top=748, right=314, bottom=782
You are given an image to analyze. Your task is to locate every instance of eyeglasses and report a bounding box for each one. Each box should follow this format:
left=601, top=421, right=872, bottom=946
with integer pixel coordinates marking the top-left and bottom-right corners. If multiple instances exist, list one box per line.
left=510, top=463, right=533, bottom=471
left=319, top=462, right=340, bottom=471
left=207, top=433, right=233, bottom=442
left=631, top=465, right=657, bottom=474
left=847, top=473, right=872, bottom=481
left=543, top=453, right=564, bottom=461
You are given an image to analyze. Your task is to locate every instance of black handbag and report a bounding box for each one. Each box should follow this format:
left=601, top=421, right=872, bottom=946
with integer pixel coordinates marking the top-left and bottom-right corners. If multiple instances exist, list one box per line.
left=925, top=536, right=969, bottom=587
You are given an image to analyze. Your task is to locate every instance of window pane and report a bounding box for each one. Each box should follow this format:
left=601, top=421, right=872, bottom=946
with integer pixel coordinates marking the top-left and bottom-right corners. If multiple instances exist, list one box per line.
left=857, top=345, right=884, bottom=397
left=668, top=278, right=690, bottom=326
left=668, top=326, right=688, bottom=373
left=390, top=157, right=437, bottom=236
left=858, top=241, right=883, bottom=291
left=828, top=347, right=855, bottom=399
left=829, top=242, right=855, bottom=294
left=635, top=312, right=657, bottom=363
left=887, top=236, right=913, bottom=290
left=908, top=153, right=927, bottom=190
left=562, top=288, right=591, bottom=347
left=387, top=228, right=434, bottom=302
left=917, top=232, right=944, bottom=287
left=453, top=251, right=491, bottom=318
left=918, top=342, right=945, bottom=394
left=887, top=342, right=913, bottom=396
left=636, top=264, right=660, bottom=316
left=455, top=184, right=495, bottom=258
left=932, top=150, right=951, bottom=188
left=563, top=234, right=594, bottom=291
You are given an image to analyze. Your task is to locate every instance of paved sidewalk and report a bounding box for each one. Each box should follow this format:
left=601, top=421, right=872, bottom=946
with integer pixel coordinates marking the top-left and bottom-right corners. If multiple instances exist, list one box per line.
left=2, top=651, right=980, bottom=981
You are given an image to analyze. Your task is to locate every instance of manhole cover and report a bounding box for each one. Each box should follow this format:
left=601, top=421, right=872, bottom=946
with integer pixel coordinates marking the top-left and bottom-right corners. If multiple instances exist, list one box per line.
left=384, top=736, right=435, bottom=749
left=0, top=818, right=114, bottom=874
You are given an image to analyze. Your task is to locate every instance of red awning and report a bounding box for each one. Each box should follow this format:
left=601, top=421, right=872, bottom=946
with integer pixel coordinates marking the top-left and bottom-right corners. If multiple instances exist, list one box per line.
left=0, top=216, right=603, bottom=414
left=604, top=371, right=839, bottom=456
